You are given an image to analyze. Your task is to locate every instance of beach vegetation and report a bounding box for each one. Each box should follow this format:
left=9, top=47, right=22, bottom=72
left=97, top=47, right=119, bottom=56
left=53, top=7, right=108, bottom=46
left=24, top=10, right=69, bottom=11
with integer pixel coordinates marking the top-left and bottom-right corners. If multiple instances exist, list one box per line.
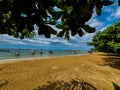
left=0, top=0, right=116, bottom=40
left=113, top=82, right=120, bottom=90
left=88, top=21, right=120, bottom=54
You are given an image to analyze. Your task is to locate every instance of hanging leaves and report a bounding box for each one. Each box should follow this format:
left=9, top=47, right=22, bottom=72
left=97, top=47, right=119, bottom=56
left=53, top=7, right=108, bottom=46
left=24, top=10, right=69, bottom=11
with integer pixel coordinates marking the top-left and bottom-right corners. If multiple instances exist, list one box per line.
left=96, top=2, right=103, bottom=15
left=56, top=0, right=64, bottom=6
left=78, top=29, right=84, bottom=37
left=0, top=0, right=115, bottom=39
left=56, top=24, right=63, bottom=29
left=103, top=0, right=114, bottom=6
left=57, top=30, right=65, bottom=37
left=47, top=26, right=57, bottom=35
left=48, top=7, right=64, bottom=20
left=38, top=24, right=57, bottom=38
left=82, top=25, right=95, bottom=33
left=71, top=29, right=77, bottom=36
left=49, top=20, right=56, bottom=25
left=119, top=0, right=120, bottom=6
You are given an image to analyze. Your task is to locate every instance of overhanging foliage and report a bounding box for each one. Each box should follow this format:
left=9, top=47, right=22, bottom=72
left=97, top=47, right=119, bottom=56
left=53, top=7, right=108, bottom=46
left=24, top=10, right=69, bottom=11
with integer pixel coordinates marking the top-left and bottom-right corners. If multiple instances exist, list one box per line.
left=0, top=0, right=115, bottom=39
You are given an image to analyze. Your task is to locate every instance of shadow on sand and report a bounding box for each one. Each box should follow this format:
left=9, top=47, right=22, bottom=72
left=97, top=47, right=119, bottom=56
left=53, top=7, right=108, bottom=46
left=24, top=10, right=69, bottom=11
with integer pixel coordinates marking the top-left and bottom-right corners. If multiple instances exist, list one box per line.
left=0, top=80, right=9, bottom=88
left=99, top=53, right=120, bottom=70
left=33, top=79, right=97, bottom=90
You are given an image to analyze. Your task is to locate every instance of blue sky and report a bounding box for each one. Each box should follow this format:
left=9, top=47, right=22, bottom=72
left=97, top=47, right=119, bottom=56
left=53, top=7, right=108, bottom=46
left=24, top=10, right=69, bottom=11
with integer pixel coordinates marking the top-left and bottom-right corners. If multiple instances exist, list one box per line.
left=0, top=0, right=120, bottom=50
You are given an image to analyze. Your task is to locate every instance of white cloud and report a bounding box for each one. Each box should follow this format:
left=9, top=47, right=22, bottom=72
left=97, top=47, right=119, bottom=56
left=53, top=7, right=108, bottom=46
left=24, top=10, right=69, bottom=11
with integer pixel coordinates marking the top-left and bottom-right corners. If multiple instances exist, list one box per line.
left=103, top=7, right=114, bottom=13
left=114, top=7, right=120, bottom=18
left=87, top=19, right=103, bottom=28
left=0, top=34, right=72, bottom=47
left=105, top=3, right=120, bottom=20
left=68, top=33, right=95, bottom=48
left=99, top=26, right=107, bottom=32
left=86, top=12, right=104, bottom=31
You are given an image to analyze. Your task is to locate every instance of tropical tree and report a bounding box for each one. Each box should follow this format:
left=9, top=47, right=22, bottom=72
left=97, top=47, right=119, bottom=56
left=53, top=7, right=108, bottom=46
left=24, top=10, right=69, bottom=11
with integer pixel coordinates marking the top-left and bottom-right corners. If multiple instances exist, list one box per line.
left=88, top=21, right=120, bottom=54
left=0, top=0, right=115, bottom=39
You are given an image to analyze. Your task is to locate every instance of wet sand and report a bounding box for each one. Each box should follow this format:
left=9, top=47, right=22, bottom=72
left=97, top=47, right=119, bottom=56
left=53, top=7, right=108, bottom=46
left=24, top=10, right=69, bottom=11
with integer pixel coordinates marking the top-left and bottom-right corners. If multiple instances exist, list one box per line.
left=0, top=52, right=120, bottom=90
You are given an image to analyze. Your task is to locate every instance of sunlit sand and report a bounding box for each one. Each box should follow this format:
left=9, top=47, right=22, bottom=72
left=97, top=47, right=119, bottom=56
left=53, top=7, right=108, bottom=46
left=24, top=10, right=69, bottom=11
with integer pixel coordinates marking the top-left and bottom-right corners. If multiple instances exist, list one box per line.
left=0, top=52, right=120, bottom=90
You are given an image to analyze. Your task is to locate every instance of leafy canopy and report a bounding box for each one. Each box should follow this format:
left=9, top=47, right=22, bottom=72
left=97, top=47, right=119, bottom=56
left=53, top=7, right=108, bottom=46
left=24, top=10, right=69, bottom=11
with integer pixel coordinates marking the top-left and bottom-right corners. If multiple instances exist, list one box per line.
left=0, top=0, right=115, bottom=39
left=88, top=21, right=120, bottom=54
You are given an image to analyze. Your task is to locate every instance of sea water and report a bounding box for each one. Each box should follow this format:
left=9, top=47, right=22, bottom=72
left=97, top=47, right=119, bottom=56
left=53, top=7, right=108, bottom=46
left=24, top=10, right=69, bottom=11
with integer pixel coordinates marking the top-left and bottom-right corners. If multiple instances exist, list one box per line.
left=0, top=49, right=88, bottom=61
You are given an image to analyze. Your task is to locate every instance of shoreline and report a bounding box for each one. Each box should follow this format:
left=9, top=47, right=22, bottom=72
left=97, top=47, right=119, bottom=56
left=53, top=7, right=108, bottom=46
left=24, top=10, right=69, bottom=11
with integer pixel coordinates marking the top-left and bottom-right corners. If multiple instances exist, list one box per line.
left=0, top=53, right=89, bottom=63
left=0, top=49, right=88, bottom=62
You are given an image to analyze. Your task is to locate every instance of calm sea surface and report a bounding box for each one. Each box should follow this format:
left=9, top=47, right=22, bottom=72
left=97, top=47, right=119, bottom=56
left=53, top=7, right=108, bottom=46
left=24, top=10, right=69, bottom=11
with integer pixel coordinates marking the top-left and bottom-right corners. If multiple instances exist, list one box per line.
left=0, top=49, right=88, bottom=61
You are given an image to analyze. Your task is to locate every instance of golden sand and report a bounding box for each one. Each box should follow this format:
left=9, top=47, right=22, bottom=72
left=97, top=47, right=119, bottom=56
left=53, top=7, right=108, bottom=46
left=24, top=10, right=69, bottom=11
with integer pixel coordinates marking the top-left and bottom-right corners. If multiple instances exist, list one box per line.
left=0, top=52, right=120, bottom=90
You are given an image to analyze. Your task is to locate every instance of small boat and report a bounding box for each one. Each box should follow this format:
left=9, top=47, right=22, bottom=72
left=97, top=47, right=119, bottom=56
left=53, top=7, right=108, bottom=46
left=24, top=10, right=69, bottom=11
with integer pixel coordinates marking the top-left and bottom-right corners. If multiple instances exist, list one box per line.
left=48, top=50, right=53, bottom=54
left=40, top=52, right=43, bottom=55
left=15, top=52, right=20, bottom=56
left=30, top=50, right=37, bottom=55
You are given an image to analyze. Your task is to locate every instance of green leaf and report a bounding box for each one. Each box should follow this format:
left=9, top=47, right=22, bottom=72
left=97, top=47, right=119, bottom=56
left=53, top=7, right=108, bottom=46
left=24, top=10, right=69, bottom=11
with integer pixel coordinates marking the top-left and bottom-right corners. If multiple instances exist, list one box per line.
left=45, top=32, right=50, bottom=38
left=71, top=27, right=77, bottom=36
left=117, top=33, right=120, bottom=38
left=78, top=29, right=84, bottom=37
left=65, top=34, right=69, bottom=40
left=56, top=24, right=63, bottom=29
left=20, top=33, right=25, bottom=39
left=57, top=30, right=65, bottom=37
left=119, top=0, right=120, bottom=6
left=64, top=30, right=69, bottom=40
left=48, top=7, right=64, bottom=20
left=38, top=25, right=46, bottom=35
left=82, top=25, right=95, bottom=33
left=44, top=28, right=51, bottom=38
left=38, top=25, right=51, bottom=38
left=112, top=82, right=120, bottom=90
left=96, top=7, right=101, bottom=15
left=56, top=0, right=63, bottom=6
left=87, top=42, right=94, bottom=46
left=103, top=0, right=114, bottom=6
left=66, top=6, right=73, bottom=14
left=53, top=11, right=64, bottom=20
left=49, top=20, right=56, bottom=25
left=41, top=10, right=48, bottom=19
left=96, top=3, right=103, bottom=15
left=47, top=26, right=57, bottom=35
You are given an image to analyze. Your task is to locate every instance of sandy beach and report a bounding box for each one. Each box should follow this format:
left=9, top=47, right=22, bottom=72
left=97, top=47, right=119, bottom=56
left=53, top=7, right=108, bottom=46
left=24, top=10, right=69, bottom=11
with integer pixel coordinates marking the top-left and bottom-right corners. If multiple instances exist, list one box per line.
left=0, top=52, right=120, bottom=90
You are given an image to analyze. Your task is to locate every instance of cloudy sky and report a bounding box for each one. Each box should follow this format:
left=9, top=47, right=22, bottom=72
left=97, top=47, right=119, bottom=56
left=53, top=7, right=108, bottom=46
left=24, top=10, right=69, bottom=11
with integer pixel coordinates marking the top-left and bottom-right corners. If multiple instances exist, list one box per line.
left=0, top=0, right=120, bottom=50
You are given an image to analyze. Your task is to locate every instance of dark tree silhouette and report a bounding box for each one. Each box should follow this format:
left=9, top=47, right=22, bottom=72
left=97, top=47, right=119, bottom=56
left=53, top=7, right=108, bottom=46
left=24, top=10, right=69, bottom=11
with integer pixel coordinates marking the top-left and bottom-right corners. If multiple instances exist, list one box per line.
left=0, top=0, right=115, bottom=39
